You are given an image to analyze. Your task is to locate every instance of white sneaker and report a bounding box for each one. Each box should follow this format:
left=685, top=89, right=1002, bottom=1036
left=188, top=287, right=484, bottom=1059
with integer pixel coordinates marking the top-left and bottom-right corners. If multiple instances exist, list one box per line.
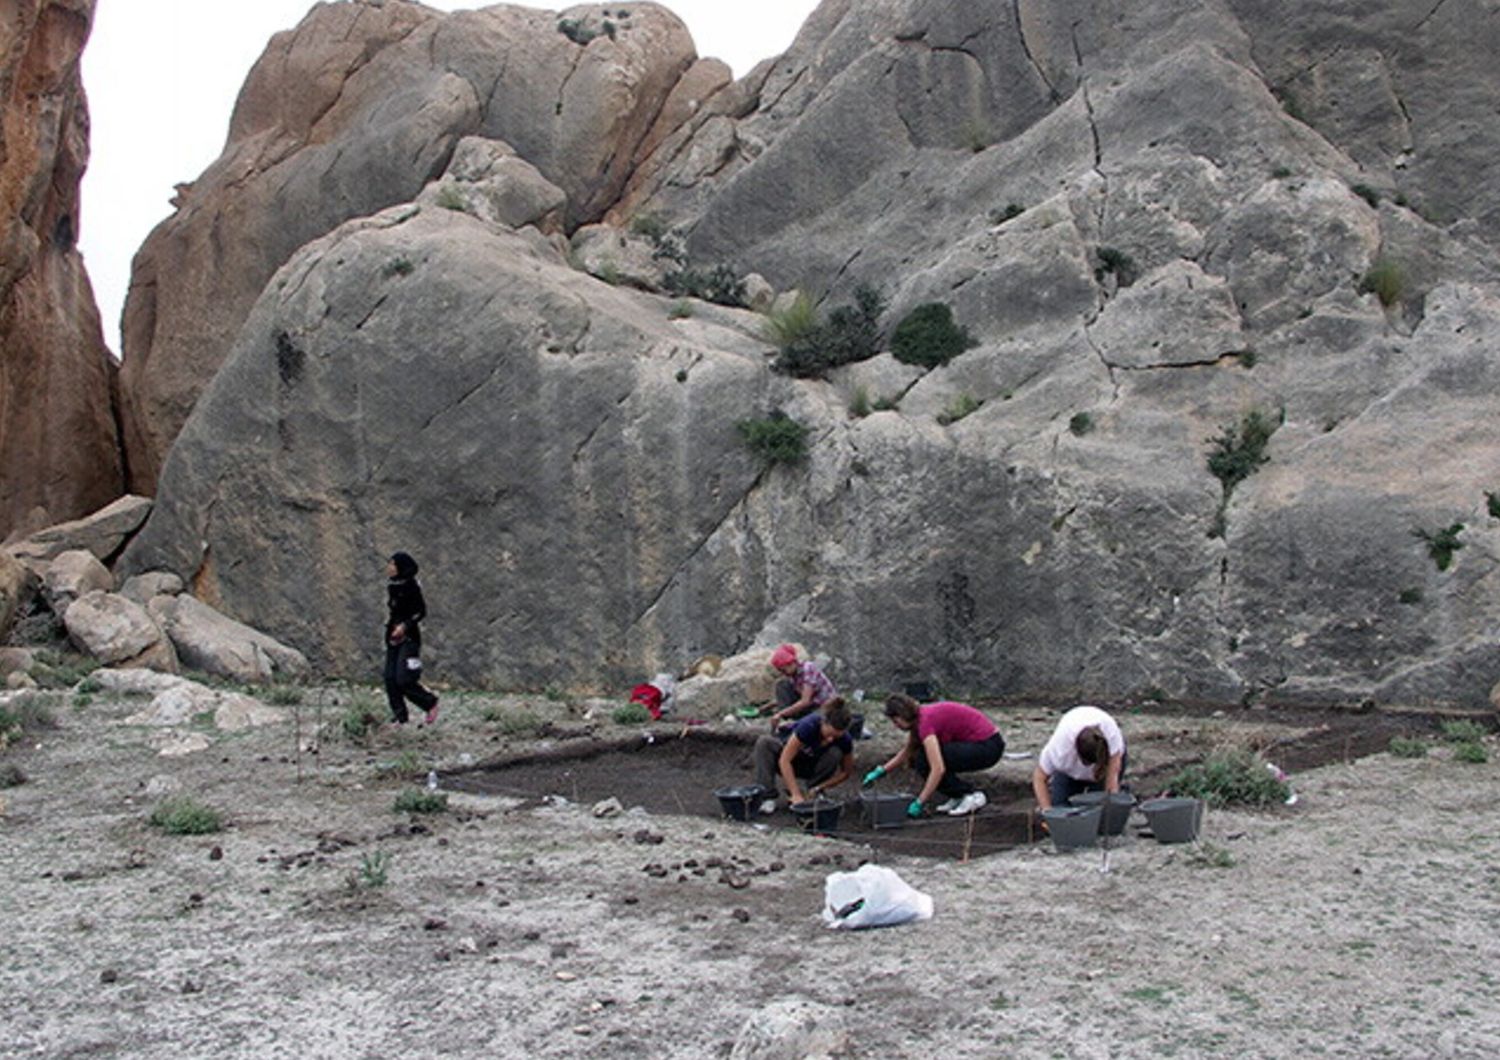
left=758, top=798, right=777, bottom=816
left=947, top=791, right=987, bottom=816
left=935, top=797, right=962, bottom=814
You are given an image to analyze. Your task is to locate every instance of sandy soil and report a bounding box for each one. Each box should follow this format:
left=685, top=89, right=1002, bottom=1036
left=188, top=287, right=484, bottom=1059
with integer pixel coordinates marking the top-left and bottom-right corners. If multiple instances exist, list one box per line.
left=2, top=684, right=1498, bottom=1059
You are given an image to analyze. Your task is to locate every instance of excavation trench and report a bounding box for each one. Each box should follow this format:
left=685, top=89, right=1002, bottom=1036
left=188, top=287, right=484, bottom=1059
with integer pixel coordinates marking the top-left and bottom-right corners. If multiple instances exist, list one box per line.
left=443, top=704, right=1482, bottom=861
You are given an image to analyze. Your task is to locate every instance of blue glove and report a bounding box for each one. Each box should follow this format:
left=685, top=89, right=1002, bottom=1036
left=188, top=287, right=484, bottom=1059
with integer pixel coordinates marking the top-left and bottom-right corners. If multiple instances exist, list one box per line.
left=861, top=766, right=886, bottom=787
left=906, top=799, right=923, bottom=819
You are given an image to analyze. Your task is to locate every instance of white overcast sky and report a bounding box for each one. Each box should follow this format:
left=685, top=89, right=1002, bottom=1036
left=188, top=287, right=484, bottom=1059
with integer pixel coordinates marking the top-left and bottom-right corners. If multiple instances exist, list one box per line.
left=78, top=0, right=818, bottom=356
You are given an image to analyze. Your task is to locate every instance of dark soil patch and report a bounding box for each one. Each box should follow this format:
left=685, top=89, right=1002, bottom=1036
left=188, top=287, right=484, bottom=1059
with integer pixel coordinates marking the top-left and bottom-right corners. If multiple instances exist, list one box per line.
left=445, top=705, right=1486, bottom=861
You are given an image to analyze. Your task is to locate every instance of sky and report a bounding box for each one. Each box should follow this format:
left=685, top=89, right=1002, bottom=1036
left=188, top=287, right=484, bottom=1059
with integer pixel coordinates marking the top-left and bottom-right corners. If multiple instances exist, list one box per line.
left=78, top=0, right=819, bottom=357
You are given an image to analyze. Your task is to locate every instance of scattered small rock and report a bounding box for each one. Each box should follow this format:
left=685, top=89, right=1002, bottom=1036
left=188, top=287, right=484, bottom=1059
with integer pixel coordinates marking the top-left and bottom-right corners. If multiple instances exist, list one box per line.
left=99, top=969, right=118, bottom=984
left=556, top=971, right=577, bottom=982
left=632, top=829, right=664, bottom=845
left=423, top=917, right=448, bottom=932
left=592, top=797, right=624, bottom=818
left=731, top=909, right=751, bottom=923
left=208, top=846, right=223, bottom=861
left=434, top=949, right=451, bottom=962
left=181, top=979, right=202, bottom=994
left=622, top=895, right=639, bottom=905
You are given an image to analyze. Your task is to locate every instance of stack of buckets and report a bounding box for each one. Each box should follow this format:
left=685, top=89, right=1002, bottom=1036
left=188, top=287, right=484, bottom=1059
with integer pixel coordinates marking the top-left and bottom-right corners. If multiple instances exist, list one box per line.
left=1041, top=792, right=1202, bottom=850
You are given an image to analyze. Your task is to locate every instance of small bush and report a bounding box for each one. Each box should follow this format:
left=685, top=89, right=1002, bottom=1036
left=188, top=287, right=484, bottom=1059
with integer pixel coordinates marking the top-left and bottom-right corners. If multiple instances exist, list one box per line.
left=72, top=693, right=92, bottom=709
left=613, top=702, right=651, bottom=725
left=149, top=796, right=223, bottom=836
left=1350, top=183, right=1381, bottom=208
left=736, top=411, right=810, bottom=467
left=774, top=286, right=885, bottom=379
left=890, top=302, right=974, bottom=369
left=1486, top=490, right=1500, bottom=519
left=667, top=300, right=694, bottom=320
left=355, top=850, right=391, bottom=889
left=1358, top=259, right=1404, bottom=307
left=938, top=394, right=982, bottom=425
left=1236, top=349, right=1258, bottom=369
left=1167, top=749, right=1290, bottom=808
left=557, top=18, right=598, bottom=45
left=1388, top=736, right=1429, bottom=759
left=848, top=386, right=872, bottom=419
left=1397, top=588, right=1423, bottom=605
left=761, top=292, right=818, bottom=348
left=76, top=676, right=103, bottom=695
left=0, top=763, right=27, bottom=788
left=393, top=789, right=449, bottom=814
left=32, top=655, right=99, bottom=690
left=1188, top=842, right=1236, bottom=869
left=1271, top=166, right=1294, bottom=179
left=434, top=185, right=468, bottom=212
left=663, top=264, right=746, bottom=307
left=1440, top=719, right=1487, bottom=743
left=267, top=686, right=303, bottom=706
left=482, top=707, right=544, bottom=736
left=872, top=395, right=901, bottom=412
left=1413, top=523, right=1464, bottom=572
left=1094, top=246, right=1138, bottom=287
left=989, top=203, right=1025, bottom=225
left=340, top=702, right=381, bottom=743
left=1069, top=412, right=1094, bottom=437
left=1208, top=410, right=1279, bottom=497
left=629, top=213, right=670, bottom=241
left=382, top=256, right=414, bottom=278
left=1453, top=742, right=1488, bottom=764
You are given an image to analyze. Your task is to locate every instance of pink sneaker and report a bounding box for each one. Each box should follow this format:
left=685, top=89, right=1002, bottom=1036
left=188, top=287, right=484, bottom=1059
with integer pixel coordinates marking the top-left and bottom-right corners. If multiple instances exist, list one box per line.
left=422, top=699, right=440, bottom=726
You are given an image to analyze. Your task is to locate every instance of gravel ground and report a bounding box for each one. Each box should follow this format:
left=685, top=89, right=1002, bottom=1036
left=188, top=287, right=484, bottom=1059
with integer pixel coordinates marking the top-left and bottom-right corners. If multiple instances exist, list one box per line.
left=2, top=685, right=1497, bottom=1059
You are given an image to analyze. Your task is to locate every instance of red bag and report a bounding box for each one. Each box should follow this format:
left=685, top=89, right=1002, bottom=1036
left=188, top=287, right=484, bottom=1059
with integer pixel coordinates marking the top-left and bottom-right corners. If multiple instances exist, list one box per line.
left=628, top=683, right=664, bottom=720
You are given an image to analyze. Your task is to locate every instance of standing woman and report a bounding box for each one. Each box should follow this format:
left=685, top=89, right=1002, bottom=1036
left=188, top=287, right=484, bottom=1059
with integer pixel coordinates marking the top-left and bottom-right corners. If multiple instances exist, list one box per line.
left=384, top=551, right=440, bottom=727
left=864, top=695, right=1004, bottom=817
left=1031, top=705, right=1126, bottom=811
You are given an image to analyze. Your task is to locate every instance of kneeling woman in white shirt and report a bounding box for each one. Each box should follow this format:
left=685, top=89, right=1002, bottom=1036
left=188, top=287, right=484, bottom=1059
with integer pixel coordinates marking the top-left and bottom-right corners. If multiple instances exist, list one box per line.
left=1032, top=705, right=1127, bottom=811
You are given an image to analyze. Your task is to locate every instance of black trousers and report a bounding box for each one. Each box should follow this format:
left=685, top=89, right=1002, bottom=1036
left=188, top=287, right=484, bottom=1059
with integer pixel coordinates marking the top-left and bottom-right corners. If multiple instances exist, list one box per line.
left=915, top=732, right=1005, bottom=798
left=384, top=638, right=437, bottom=723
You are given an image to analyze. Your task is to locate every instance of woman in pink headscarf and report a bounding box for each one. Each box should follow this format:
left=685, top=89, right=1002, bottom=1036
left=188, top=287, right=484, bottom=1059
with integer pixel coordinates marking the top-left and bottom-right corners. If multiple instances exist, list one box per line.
left=758, top=643, right=838, bottom=728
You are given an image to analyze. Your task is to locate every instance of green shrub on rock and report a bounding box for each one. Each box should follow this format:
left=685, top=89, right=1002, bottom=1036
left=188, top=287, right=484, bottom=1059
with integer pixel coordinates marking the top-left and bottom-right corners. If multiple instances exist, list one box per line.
left=890, top=302, right=974, bottom=369
left=736, top=411, right=810, bottom=467
left=774, top=286, right=885, bottom=379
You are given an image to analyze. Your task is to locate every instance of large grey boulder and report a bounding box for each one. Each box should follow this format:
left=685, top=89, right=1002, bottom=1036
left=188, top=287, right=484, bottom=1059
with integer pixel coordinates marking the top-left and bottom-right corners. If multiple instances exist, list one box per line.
left=41, top=549, right=112, bottom=615
left=63, top=591, right=178, bottom=672
left=146, top=595, right=307, bottom=684
left=119, top=571, right=185, bottom=607
left=117, top=0, right=701, bottom=492
left=4, top=495, right=153, bottom=564
left=421, top=137, right=567, bottom=233
left=0, top=551, right=37, bottom=641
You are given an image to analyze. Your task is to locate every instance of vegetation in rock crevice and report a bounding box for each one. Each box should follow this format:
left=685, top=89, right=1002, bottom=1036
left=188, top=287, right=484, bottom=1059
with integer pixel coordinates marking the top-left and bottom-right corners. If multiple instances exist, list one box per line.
left=736, top=411, right=810, bottom=467
left=773, top=286, right=886, bottom=379
left=1413, top=522, right=1464, bottom=572
left=1206, top=408, right=1281, bottom=538
left=890, top=302, right=975, bottom=369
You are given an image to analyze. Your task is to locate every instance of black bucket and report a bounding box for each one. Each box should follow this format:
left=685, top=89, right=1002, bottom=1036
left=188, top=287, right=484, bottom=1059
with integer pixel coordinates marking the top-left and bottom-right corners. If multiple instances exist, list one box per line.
left=714, top=784, right=768, bottom=821
left=1069, top=791, right=1136, bottom=836
left=791, top=797, right=843, bottom=834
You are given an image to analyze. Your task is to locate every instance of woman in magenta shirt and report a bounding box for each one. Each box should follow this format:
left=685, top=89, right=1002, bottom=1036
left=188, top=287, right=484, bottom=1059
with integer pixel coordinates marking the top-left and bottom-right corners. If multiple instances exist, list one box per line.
left=862, top=695, right=1004, bottom=817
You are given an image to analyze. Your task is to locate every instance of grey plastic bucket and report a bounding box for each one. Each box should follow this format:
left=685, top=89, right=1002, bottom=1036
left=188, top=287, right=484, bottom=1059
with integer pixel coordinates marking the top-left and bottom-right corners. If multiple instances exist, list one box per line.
left=1069, top=791, right=1135, bottom=836
left=714, top=784, right=768, bottom=821
left=1041, top=804, right=1103, bottom=850
left=1140, top=797, right=1203, bottom=843
left=859, top=792, right=911, bottom=830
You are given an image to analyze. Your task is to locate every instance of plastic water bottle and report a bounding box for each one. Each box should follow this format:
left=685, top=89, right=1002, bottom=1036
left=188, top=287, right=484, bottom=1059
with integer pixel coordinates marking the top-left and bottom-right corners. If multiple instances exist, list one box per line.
left=426, top=770, right=438, bottom=792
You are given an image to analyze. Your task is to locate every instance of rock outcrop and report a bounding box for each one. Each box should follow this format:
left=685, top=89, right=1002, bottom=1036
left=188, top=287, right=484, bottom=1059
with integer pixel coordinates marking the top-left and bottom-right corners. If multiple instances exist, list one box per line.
left=116, top=0, right=701, bottom=491
left=62, top=590, right=178, bottom=672
left=0, top=0, right=123, bottom=539
left=120, top=0, right=1500, bottom=708
left=146, top=594, right=308, bottom=684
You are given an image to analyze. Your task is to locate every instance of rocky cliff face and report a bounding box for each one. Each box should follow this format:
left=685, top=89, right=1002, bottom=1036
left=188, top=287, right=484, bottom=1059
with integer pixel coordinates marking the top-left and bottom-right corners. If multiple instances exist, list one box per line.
left=122, top=0, right=1500, bottom=708
left=115, top=0, right=701, bottom=492
left=0, top=0, right=122, bottom=539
